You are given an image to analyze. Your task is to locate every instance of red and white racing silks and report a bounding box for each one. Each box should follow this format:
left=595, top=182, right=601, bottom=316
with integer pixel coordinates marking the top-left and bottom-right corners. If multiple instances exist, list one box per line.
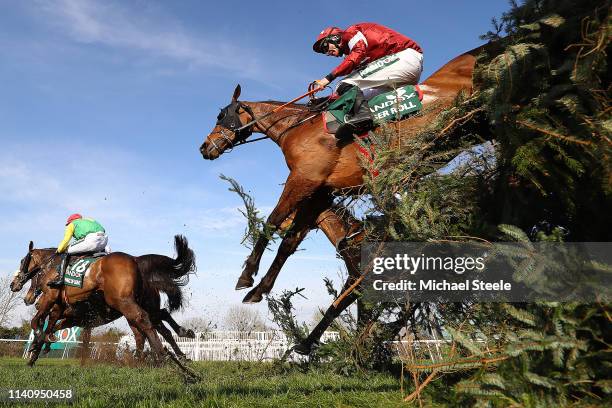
left=329, top=22, right=423, bottom=80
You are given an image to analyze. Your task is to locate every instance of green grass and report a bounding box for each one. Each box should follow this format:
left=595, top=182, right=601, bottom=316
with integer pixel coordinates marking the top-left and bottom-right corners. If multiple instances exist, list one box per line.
left=0, top=357, right=407, bottom=407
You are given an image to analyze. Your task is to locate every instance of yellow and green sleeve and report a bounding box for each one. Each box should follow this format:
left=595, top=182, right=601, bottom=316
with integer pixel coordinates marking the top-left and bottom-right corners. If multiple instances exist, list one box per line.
left=57, top=223, right=75, bottom=253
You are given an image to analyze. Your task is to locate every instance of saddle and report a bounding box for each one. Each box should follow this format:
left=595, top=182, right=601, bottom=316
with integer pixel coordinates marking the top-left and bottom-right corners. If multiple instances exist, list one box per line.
left=58, top=251, right=106, bottom=270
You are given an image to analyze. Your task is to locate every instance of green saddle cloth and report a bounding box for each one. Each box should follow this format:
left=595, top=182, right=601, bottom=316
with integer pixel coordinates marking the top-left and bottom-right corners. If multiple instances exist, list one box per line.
left=324, top=85, right=422, bottom=134
left=59, top=257, right=101, bottom=288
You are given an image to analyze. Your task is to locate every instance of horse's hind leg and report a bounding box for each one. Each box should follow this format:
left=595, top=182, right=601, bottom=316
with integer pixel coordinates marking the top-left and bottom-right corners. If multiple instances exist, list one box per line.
left=114, top=299, right=166, bottom=362
left=237, top=174, right=324, bottom=289
left=159, top=308, right=195, bottom=338
left=128, top=323, right=146, bottom=359
left=295, top=205, right=365, bottom=354
left=155, top=321, right=189, bottom=360
left=79, top=328, right=91, bottom=365
left=295, top=285, right=361, bottom=355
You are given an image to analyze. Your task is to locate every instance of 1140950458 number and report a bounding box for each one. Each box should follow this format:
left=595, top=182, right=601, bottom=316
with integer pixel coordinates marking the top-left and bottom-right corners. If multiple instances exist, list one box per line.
left=2, top=389, right=74, bottom=401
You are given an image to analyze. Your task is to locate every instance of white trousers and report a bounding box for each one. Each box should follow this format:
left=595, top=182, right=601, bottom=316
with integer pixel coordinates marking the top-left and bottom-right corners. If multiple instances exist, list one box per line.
left=67, top=232, right=109, bottom=254
left=339, top=48, right=424, bottom=91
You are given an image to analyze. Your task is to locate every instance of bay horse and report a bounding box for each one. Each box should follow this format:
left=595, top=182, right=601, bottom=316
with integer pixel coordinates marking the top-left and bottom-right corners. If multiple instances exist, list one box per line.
left=200, top=45, right=487, bottom=353
left=25, top=276, right=195, bottom=362
left=10, top=236, right=196, bottom=370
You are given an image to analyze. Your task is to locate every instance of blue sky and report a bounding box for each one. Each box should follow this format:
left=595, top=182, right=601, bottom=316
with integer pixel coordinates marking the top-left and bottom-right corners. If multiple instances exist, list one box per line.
left=0, top=0, right=510, bottom=329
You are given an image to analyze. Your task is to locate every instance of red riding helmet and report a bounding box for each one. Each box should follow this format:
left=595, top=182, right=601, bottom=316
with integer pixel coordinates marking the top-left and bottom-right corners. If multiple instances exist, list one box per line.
left=66, top=213, right=82, bottom=225
left=313, top=26, right=343, bottom=53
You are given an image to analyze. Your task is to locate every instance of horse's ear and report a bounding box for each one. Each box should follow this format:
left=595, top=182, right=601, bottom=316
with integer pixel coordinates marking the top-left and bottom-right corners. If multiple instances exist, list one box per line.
left=28, top=241, right=34, bottom=252
left=232, top=84, right=241, bottom=102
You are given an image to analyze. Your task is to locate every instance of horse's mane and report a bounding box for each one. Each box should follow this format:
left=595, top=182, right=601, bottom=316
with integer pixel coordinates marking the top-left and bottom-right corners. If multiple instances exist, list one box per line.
left=36, top=248, right=57, bottom=253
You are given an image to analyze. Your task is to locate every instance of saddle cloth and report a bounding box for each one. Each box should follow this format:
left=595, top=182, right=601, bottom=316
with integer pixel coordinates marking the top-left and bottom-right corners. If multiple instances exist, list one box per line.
left=323, top=84, right=423, bottom=134
left=60, top=253, right=106, bottom=288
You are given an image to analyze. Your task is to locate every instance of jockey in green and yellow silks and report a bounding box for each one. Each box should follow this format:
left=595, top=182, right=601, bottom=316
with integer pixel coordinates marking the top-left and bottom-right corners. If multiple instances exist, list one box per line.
left=48, top=214, right=109, bottom=288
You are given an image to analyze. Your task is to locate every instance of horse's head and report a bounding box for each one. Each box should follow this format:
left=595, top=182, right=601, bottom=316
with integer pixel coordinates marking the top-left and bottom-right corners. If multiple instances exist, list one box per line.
left=10, top=241, right=51, bottom=294
left=24, top=274, right=43, bottom=305
left=200, top=84, right=257, bottom=160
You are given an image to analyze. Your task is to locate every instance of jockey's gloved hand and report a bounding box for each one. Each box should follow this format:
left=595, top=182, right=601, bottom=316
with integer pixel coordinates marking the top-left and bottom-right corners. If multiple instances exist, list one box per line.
left=313, top=78, right=330, bottom=88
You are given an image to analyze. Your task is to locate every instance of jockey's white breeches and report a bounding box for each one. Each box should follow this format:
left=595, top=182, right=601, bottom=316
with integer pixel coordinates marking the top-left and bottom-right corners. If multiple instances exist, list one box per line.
left=339, top=48, right=424, bottom=91
left=67, top=232, right=109, bottom=254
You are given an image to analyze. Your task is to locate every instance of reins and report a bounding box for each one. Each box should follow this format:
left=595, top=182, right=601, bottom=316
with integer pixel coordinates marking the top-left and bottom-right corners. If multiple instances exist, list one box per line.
left=208, top=85, right=326, bottom=154
left=20, top=252, right=57, bottom=285
left=234, top=86, right=324, bottom=134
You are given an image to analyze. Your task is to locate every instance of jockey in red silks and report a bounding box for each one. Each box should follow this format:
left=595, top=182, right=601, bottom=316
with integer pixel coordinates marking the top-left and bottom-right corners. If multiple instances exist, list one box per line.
left=48, top=213, right=109, bottom=288
left=312, top=23, right=423, bottom=133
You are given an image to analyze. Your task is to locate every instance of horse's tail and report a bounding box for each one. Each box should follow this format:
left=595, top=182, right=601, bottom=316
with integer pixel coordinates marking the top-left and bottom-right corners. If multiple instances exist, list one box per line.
left=136, top=235, right=196, bottom=312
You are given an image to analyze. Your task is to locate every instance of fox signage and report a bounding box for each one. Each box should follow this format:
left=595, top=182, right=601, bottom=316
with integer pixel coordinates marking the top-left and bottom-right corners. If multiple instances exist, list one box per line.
left=25, top=324, right=82, bottom=351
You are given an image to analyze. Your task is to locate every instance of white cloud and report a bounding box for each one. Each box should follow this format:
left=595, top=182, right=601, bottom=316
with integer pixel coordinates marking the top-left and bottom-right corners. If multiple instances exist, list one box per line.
left=31, top=0, right=262, bottom=77
left=0, top=142, right=247, bottom=243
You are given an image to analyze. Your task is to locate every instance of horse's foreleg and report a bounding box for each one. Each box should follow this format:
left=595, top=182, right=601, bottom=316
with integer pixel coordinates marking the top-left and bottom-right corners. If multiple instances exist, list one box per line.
left=242, top=194, right=332, bottom=303
left=29, top=295, right=56, bottom=347
left=43, top=304, right=64, bottom=343
left=79, top=328, right=91, bottom=365
left=237, top=175, right=324, bottom=289
left=243, top=222, right=311, bottom=304
left=27, top=297, right=58, bottom=366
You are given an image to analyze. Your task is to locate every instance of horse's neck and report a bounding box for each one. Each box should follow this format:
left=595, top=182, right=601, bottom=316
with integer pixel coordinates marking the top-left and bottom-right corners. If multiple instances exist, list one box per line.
left=244, top=101, right=309, bottom=145
left=34, top=248, right=57, bottom=263
left=34, top=249, right=59, bottom=284
left=418, top=50, right=479, bottom=106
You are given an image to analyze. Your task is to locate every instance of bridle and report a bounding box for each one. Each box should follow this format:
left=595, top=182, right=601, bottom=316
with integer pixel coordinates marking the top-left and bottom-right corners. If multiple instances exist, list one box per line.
left=17, top=251, right=56, bottom=287
left=208, top=101, right=267, bottom=154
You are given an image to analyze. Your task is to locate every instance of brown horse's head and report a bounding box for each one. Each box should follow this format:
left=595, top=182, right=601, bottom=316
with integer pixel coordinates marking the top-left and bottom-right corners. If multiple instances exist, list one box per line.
left=24, top=271, right=44, bottom=305
left=200, top=84, right=257, bottom=160
left=10, top=242, right=54, bottom=296
left=10, top=241, right=35, bottom=292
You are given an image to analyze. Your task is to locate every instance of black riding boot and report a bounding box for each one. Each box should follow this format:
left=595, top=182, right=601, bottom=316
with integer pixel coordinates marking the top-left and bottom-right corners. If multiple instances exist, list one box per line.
left=336, top=87, right=373, bottom=140
left=48, top=253, right=69, bottom=288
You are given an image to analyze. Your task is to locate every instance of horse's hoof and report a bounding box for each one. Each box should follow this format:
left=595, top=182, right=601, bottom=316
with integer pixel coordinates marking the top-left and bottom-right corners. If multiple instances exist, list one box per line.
left=293, top=343, right=312, bottom=355
left=235, top=276, right=254, bottom=290
left=179, top=328, right=195, bottom=339
left=242, top=289, right=263, bottom=304
left=45, top=334, right=57, bottom=343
